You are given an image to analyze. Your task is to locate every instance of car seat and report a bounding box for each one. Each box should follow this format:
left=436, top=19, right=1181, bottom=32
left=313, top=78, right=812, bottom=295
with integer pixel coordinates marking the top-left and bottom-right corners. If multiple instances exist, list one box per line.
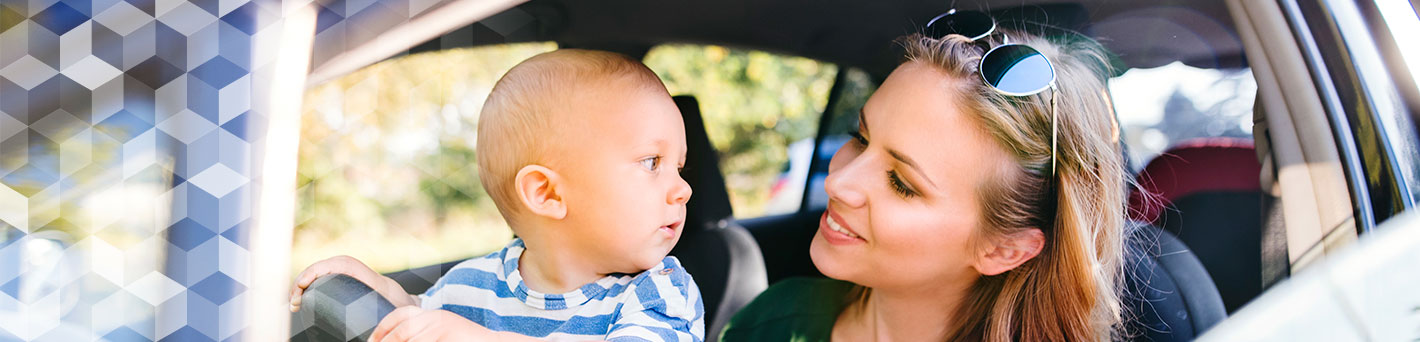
left=667, top=95, right=769, bottom=342
left=1129, top=137, right=1265, bottom=313
left=1122, top=222, right=1229, bottom=341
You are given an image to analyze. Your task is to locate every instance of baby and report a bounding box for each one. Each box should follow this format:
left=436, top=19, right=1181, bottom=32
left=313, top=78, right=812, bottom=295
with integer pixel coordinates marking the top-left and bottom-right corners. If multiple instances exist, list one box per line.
left=290, top=49, right=703, bottom=341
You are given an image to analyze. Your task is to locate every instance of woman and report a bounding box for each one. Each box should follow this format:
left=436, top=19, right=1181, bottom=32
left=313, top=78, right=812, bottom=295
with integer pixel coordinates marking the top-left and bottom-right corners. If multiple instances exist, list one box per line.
left=721, top=21, right=1129, bottom=342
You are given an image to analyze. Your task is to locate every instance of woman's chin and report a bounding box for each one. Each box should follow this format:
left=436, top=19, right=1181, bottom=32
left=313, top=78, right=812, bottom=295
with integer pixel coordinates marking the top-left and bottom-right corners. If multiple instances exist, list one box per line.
left=809, top=232, right=856, bottom=281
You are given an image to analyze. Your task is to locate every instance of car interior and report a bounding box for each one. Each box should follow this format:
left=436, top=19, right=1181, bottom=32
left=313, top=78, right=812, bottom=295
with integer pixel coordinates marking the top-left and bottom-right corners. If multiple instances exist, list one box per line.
left=291, top=0, right=1380, bottom=341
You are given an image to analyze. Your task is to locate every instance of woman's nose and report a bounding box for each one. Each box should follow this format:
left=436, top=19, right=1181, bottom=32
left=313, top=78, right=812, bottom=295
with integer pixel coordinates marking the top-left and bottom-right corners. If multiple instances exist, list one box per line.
left=824, top=147, right=868, bottom=208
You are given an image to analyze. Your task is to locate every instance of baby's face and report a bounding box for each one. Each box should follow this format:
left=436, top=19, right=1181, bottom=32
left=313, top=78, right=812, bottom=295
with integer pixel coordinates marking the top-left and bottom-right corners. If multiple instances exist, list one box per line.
left=555, top=82, right=691, bottom=274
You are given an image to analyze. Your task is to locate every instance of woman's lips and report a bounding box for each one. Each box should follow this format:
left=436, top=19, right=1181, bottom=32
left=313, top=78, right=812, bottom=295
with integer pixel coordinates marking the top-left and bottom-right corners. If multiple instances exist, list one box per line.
left=819, top=209, right=865, bottom=245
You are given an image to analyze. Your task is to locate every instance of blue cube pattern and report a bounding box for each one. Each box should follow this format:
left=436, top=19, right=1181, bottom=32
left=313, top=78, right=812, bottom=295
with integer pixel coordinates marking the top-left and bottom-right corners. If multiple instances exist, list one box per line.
left=0, top=0, right=470, bottom=340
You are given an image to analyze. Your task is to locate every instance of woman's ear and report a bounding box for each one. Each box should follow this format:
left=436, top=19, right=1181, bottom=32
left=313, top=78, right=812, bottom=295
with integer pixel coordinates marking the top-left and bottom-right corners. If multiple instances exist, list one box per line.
left=514, top=165, right=567, bottom=220
left=974, top=229, right=1045, bottom=276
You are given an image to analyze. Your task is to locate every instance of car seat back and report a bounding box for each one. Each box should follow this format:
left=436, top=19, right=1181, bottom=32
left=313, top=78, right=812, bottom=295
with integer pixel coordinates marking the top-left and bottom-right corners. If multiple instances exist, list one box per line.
left=1121, top=222, right=1229, bottom=341
left=1129, top=137, right=1264, bottom=313
left=668, top=95, right=768, bottom=342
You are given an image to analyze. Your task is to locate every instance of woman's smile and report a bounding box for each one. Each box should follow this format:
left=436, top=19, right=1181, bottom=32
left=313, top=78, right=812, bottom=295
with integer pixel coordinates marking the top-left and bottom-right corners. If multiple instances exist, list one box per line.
left=819, top=209, right=866, bottom=245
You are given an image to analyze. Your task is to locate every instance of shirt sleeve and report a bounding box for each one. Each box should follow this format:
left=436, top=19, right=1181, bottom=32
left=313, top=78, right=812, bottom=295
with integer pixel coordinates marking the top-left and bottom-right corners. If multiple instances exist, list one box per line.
left=606, top=257, right=706, bottom=342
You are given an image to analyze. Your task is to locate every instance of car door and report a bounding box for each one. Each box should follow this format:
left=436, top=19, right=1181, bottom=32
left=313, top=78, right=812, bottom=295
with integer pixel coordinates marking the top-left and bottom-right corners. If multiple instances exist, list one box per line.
left=1199, top=0, right=1419, bottom=339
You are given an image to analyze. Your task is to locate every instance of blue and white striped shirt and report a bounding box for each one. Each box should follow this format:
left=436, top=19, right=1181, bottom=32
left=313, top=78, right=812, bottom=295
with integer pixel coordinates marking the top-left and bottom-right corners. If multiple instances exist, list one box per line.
left=418, top=239, right=705, bottom=341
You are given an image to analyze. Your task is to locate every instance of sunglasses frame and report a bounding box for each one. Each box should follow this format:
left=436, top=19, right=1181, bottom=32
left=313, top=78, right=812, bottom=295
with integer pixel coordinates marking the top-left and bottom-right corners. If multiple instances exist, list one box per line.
left=926, top=9, right=997, bottom=42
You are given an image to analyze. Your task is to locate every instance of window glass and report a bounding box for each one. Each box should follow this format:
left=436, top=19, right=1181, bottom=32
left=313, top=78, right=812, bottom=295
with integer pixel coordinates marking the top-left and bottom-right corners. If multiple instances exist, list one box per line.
left=643, top=45, right=837, bottom=218
left=1379, top=0, right=1420, bottom=93
left=294, top=42, right=556, bottom=274
left=1109, top=62, right=1258, bottom=170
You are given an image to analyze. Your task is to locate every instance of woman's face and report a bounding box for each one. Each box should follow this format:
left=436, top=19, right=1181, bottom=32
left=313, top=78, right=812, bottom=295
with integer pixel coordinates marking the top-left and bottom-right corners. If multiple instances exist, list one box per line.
left=809, top=61, right=1017, bottom=292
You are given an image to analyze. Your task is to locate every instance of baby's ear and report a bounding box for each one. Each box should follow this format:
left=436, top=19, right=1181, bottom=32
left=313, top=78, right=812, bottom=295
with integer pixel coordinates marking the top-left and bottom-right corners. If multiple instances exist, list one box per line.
left=514, top=165, right=567, bottom=220
left=973, top=228, right=1045, bottom=276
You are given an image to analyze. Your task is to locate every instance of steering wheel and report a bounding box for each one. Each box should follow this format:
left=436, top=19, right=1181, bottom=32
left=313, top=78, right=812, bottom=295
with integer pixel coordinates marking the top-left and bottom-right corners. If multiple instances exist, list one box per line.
left=289, top=274, right=397, bottom=342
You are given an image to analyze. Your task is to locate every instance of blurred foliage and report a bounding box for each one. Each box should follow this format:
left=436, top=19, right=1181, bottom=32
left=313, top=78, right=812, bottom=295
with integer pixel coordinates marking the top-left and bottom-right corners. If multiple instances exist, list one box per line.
left=824, top=68, right=877, bottom=136
left=644, top=45, right=836, bottom=217
left=1, top=112, right=160, bottom=251
left=419, top=144, right=483, bottom=218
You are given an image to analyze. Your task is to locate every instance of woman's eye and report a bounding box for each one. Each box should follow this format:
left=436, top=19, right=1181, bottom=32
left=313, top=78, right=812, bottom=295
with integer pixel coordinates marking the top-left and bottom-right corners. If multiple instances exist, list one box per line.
left=849, top=130, right=868, bottom=146
left=641, top=156, right=661, bottom=171
left=887, top=170, right=917, bottom=198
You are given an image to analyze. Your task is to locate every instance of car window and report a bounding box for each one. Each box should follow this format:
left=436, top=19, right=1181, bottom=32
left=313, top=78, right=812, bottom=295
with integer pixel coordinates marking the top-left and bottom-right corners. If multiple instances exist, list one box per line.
left=1381, top=0, right=1420, bottom=93
left=294, top=42, right=556, bottom=274
left=1108, top=62, right=1258, bottom=171
left=643, top=45, right=837, bottom=218
left=804, top=68, right=878, bottom=211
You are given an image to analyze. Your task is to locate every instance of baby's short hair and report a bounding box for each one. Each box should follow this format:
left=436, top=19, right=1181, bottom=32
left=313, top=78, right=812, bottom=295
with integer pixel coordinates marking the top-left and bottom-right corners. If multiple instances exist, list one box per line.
left=476, top=49, right=668, bottom=223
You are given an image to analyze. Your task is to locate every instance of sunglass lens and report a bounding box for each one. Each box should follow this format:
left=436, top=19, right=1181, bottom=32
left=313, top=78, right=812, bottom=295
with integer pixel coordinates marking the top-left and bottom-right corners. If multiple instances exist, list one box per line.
left=925, top=11, right=994, bottom=41
left=980, top=45, right=1055, bottom=95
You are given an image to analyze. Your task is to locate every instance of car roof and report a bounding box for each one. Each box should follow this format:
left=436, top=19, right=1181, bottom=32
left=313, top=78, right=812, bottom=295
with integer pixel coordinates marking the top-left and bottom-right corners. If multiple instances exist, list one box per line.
left=417, top=0, right=1246, bottom=77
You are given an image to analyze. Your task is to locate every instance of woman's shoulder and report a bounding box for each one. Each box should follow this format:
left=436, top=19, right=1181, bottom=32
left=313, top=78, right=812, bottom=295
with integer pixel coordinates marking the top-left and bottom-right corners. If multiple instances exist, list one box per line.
left=719, top=277, right=856, bottom=341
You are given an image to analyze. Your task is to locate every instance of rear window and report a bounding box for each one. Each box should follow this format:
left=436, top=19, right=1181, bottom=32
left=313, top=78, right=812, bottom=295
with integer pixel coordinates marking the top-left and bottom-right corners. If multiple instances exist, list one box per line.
left=643, top=45, right=837, bottom=218
left=1108, top=62, right=1258, bottom=170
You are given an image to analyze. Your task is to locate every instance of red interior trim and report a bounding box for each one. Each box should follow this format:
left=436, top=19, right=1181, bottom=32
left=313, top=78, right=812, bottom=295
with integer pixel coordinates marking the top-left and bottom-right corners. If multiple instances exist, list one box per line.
left=1129, top=137, right=1263, bottom=223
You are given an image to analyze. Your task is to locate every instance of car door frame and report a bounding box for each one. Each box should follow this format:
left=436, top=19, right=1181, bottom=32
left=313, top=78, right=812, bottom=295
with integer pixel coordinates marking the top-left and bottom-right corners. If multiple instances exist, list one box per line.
left=1285, top=0, right=1420, bottom=228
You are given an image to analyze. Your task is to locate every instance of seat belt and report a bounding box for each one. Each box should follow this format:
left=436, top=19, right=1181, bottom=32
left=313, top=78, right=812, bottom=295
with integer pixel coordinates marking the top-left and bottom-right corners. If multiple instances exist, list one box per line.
left=1254, top=96, right=1290, bottom=290
left=1260, top=174, right=1290, bottom=290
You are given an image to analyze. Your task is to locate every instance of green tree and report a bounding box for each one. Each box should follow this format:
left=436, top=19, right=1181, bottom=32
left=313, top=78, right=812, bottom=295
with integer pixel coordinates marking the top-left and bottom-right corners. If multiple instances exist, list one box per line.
left=644, top=45, right=836, bottom=216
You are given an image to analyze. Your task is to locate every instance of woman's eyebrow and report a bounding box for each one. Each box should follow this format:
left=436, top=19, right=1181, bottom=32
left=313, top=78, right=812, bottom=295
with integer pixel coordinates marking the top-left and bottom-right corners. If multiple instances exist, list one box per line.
left=887, top=149, right=937, bottom=188
left=861, top=107, right=933, bottom=187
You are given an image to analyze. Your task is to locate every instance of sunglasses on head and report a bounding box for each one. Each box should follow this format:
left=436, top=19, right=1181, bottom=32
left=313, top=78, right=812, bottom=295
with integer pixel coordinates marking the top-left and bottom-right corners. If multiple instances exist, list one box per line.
left=925, top=9, right=1058, bottom=176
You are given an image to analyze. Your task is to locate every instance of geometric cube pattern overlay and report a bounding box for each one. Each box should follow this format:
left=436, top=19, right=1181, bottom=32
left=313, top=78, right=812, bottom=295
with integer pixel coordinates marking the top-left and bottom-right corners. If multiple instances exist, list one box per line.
left=288, top=274, right=395, bottom=342
left=0, top=0, right=461, bottom=340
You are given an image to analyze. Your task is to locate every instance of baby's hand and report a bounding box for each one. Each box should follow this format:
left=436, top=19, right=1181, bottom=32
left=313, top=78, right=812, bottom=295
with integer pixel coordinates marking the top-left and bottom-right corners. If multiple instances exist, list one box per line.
left=289, top=255, right=385, bottom=312
left=370, top=306, right=494, bottom=342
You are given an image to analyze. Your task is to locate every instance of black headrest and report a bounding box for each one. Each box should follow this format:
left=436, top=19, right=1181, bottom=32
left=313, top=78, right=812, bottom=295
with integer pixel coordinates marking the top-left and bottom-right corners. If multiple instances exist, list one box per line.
left=674, top=95, right=734, bottom=229
left=1121, top=222, right=1227, bottom=340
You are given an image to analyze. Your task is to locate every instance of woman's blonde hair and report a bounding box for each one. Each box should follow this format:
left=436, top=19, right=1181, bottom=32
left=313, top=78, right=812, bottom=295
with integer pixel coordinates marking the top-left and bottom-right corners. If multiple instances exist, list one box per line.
left=894, top=30, right=1128, bottom=341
